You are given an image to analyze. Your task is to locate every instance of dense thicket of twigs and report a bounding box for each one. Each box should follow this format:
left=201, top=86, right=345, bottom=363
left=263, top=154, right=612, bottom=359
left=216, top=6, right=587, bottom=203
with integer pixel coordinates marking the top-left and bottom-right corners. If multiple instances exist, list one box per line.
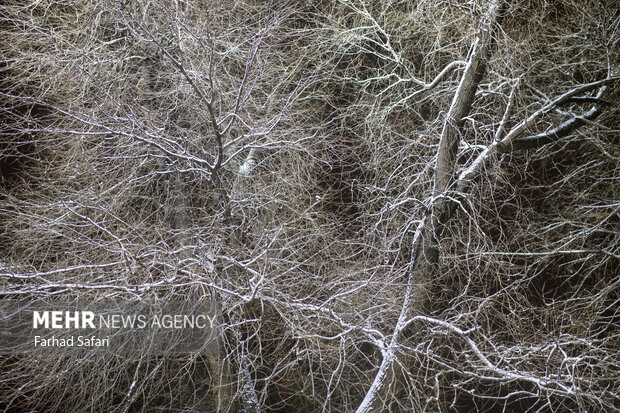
left=1, top=0, right=618, bottom=412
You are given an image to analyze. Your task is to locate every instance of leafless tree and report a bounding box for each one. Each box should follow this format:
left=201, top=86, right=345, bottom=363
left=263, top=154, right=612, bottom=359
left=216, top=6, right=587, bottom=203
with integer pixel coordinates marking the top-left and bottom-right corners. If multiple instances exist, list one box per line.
left=1, top=0, right=618, bottom=412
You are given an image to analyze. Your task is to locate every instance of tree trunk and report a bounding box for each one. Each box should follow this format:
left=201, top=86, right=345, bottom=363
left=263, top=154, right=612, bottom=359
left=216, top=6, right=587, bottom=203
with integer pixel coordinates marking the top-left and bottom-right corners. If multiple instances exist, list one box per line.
left=356, top=2, right=507, bottom=411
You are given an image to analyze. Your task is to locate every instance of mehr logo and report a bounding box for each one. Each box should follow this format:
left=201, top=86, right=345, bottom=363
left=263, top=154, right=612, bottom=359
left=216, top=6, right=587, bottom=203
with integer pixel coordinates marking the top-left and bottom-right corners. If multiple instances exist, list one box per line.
left=0, top=300, right=221, bottom=355
left=32, top=310, right=217, bottom=329
left=33, top=311, right=96, bottom=329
